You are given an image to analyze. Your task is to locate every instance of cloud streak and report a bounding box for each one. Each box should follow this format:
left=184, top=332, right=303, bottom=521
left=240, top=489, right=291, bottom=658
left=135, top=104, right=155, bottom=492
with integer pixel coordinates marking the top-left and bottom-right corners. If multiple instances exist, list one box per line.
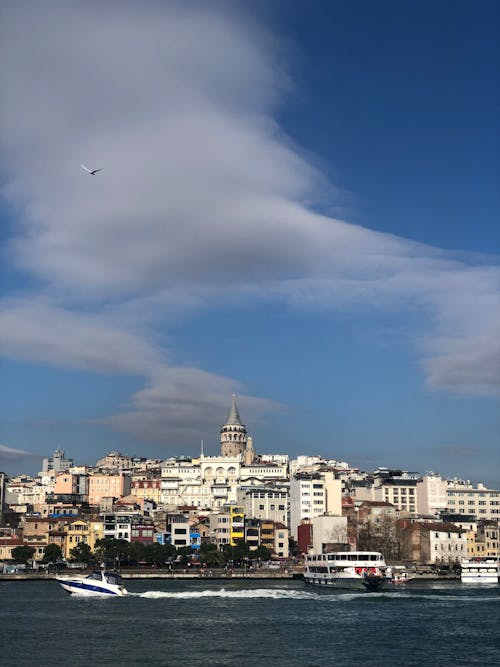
left=0, top=1, right=498, bottom=445
left=0, top=444, right=34, bottom=462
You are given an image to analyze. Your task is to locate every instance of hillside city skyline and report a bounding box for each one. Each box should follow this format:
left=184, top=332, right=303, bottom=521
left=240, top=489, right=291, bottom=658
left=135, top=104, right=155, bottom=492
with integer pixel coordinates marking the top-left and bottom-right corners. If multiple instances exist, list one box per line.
left=1, top=3, right=498, bottom=488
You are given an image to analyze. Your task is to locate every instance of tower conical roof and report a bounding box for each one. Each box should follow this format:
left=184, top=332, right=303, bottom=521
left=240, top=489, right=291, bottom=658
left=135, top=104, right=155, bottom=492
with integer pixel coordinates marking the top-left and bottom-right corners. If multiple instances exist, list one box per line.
left=224, top=394, right=243, bottom=426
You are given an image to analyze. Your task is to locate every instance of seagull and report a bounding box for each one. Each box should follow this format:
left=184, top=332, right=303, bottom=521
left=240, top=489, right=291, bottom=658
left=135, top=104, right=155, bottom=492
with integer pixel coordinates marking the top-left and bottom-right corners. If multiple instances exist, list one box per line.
left=81, top=163, right=103, bottom=175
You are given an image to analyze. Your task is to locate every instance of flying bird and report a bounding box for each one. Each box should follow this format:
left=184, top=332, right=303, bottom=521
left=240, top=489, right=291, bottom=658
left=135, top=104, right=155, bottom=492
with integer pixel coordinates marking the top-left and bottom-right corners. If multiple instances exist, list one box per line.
left=81, top=164, right=103, bottom=175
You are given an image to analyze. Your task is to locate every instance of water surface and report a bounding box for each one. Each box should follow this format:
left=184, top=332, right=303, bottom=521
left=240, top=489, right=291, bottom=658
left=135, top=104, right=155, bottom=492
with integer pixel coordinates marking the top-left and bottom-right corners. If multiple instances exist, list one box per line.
left=1, top=579, right=498, bottom=666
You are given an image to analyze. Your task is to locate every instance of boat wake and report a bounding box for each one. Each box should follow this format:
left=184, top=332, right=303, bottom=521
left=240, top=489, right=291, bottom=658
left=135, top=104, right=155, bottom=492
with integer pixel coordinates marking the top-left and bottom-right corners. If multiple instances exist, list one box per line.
left=133, top=588, right=500, bottom=603
left=134, top=588, right=318, bottom=600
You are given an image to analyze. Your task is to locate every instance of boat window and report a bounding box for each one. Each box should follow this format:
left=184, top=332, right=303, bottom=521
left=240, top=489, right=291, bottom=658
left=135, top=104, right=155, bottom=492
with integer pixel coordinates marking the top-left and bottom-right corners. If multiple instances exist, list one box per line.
left=87, top=572, right=102, bottom=580
left=370, top=555, right=378, bottom=561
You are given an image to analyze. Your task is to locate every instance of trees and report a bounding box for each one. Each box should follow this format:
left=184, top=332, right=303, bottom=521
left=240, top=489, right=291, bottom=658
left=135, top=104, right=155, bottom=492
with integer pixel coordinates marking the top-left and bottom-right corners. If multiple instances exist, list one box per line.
left=42, top=543, right=62, bottom=564
left=254, top=545, right=272, bottom=561
left=69, top=542, right=92, bottom=565
left=11, top=545, right=35, bottom=564
left=357, top=515, right=409, bottom=562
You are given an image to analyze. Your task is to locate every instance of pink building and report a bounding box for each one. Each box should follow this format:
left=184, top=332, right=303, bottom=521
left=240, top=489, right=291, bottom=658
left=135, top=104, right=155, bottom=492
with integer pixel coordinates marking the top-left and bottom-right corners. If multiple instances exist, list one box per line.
left=54, top=473, right=78, bottom=495
left=88, top=474, right=131, bottom=505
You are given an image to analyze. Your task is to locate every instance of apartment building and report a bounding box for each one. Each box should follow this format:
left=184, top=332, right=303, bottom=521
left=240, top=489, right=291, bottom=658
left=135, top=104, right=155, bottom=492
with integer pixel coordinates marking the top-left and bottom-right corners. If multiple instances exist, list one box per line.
left=446, top=482, right=500, bottom=520
left=87, top=474, right=131, bottom=505
left=237, top=486, right=288, bottom=525
left=289, top=471, right=342, bottom=540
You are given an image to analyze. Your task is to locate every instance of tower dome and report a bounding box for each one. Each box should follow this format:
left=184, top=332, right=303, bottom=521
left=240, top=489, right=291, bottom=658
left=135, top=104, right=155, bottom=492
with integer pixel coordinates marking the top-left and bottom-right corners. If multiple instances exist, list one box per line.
left=220, top=395, right=247, bottom=457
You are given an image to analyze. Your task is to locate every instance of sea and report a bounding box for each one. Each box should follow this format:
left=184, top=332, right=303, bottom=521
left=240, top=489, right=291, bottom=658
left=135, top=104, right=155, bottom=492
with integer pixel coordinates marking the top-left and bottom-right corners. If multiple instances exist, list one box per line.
left=1, top=579, right=499, bottom=666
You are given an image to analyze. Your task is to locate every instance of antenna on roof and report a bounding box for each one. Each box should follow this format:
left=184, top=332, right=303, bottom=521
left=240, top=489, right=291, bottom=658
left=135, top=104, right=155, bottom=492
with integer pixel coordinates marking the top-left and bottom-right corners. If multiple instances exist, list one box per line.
left=200, top=439, right=204, bottom=458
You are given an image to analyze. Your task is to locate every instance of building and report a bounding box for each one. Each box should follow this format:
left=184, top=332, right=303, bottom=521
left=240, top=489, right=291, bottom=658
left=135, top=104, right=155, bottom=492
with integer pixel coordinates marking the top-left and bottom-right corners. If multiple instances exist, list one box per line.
left=95, top=451, right=132, bottom=471
left=416, top=473, right=448, bottom=515
left=87, top=474, right=131, bottom=506
left=403, top=521, right=467, bottom=565
left=274, top=523, right=289, bottom=558
left=289, top=471, right=342, bottom=540
left=353, top=469, right=418, bottom=514
left=102, top=511, right=151, bottom=542
left=446, top=482, right=500, bottom=520
left=311, top=515, right=348, bottom=554
left=0, top=472, right=7, bottom=526
left=63, top=518, right=104, bottom=559
left=42, top=449, right=73, bottom=474
left=230, top=505, right=245, bottom=546
left=237, top=486, right=288, bottom=526
left=220, top=395, right=256, bottom=465
left=210, top=512, right=231, bottom=547
left=166, top=514, right=191, bottom=548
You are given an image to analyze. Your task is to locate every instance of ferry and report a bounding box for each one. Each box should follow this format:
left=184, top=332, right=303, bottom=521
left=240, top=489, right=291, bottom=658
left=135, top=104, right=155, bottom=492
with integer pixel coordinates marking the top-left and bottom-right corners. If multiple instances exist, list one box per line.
left=304, top=551, right=388, bottom=592
left=56, top=570, right=128, bottom=596
left=460, top=559, right=499, bottom=584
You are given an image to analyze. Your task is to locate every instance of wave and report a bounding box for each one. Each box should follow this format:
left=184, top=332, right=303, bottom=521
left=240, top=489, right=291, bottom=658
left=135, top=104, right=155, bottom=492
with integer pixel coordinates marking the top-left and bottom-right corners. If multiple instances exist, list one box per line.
left=132, top=588, right=500, bottom=603
left=134, top=588, right=318, bottom=600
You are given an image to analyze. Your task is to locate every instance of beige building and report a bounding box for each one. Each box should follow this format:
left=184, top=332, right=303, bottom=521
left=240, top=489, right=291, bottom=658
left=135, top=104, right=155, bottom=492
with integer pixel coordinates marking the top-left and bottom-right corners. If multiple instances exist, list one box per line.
left=311, top=515, right=348, bottom=554
left=237, top=486, right=288, bottom=526
left=63, top=518, right=104, bottom=560
left=446, top=482, right=500, bottom=520
left=131, top=479, right=162, bottom=504
left=354, top=471, right=418, bottom=514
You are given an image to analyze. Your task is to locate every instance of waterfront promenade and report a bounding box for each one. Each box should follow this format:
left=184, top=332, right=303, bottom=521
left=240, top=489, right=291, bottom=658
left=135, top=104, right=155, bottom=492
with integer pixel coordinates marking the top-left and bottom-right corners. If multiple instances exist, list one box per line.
left=0, top=567, right=458, bottom=581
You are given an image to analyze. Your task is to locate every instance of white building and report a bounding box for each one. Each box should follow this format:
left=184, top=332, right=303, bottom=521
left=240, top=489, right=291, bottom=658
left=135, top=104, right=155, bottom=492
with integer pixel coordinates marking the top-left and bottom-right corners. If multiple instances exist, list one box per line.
left=428, top=524, right=468, bottom=565
left=416, top=473, right=448, bottom=515
left=289, top=471, right=342, bottom=540
left=446, top=482, right=500, bottom=520
left=311, top=515, right=348, bottom=554
left=353, top=470, right=418, bottom=514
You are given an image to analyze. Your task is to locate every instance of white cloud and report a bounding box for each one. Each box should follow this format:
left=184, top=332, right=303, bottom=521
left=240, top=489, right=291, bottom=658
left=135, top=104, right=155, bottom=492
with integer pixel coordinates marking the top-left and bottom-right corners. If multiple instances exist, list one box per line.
left=0, top=444, right=33, bottom=461
left=0, top=1, right=498, bottom=446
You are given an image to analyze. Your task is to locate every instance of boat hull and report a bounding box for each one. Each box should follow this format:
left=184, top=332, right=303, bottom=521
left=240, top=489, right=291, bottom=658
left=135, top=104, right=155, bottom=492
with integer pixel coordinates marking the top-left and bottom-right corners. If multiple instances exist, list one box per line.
left=304, top=551, right=388, bottom=592
left=56, top=576, right=128, bottom=597
left=461, top=560, right=499, bottom=585
left=304, top=575, right=385, bottom=592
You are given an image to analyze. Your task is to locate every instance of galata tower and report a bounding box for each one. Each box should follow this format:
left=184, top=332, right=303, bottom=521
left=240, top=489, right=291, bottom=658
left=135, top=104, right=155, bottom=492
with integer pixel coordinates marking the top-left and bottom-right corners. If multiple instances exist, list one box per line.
left=220, top=394, right=247, bottom=458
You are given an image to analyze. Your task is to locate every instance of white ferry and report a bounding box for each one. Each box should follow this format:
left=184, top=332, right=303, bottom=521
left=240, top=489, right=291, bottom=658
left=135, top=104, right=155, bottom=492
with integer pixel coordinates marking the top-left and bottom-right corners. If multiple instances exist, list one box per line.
left=304, top=551, right=388, bottom=592
left=56, top=570, right=128, bottom=596
left=460, top=559, right=499, bottom=584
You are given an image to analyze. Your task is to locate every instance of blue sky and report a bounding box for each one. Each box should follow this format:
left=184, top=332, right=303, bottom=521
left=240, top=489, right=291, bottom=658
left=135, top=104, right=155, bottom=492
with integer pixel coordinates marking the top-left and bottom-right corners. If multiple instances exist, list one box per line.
left=0, top=1, right=498, bottom=485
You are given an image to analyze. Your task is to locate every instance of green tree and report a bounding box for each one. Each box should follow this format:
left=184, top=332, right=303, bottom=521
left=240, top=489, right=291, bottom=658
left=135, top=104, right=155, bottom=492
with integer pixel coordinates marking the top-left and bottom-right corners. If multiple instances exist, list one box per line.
left=175, top=545, right=194, bottom=566
left=11, top=545, right=35, bottom=564
left=94, top=538, right=131, bottom=565
left=254, top=545, right=272, bottom=561
left=42, top=543, right=62, bottom=564
left=200, top=548, right=226, bottom=567
left=69, top=542, right=92, bottom=564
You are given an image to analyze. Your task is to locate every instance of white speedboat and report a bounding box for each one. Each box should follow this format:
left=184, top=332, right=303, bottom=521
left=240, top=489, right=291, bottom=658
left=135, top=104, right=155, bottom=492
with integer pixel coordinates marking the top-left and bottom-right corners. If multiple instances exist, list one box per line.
left=56, top=570, right=128, bottom=596
left=461, top=559, right=499, bottom=584
left=304, top=551, right=388, bottom=592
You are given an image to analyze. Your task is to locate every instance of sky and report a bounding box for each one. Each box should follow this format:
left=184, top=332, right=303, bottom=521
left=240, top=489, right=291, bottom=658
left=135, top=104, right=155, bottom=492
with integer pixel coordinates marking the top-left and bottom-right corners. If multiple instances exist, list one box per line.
left=0, top=1, right=498, bottom=485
